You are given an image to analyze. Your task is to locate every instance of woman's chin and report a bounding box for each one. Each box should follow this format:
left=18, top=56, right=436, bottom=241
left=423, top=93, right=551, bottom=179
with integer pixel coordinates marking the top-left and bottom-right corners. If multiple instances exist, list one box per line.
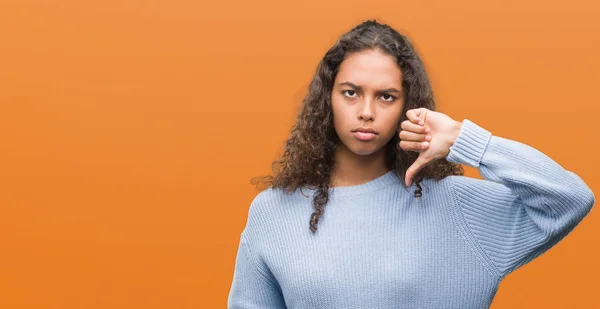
left=348, top=144, right=383, bottom=156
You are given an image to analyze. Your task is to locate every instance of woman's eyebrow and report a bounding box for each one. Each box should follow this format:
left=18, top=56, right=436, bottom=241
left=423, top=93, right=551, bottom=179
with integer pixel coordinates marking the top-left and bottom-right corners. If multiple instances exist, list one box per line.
left=338, top=81, right=401, bottom=93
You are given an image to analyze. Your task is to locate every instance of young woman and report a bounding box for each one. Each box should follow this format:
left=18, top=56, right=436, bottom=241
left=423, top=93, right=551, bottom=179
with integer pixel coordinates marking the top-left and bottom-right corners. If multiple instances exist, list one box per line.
left=227, top=19, right=595, bottom=308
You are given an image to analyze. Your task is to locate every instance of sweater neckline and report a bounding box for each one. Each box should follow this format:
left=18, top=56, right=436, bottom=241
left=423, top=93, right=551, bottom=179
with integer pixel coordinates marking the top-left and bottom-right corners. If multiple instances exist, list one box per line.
left=305, top=170, right=401, bottom=198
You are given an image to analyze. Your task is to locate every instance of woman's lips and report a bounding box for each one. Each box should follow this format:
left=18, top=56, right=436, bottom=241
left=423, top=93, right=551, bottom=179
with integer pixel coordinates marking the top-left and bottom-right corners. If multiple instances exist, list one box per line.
left=352, top=131, right=377, bottom=141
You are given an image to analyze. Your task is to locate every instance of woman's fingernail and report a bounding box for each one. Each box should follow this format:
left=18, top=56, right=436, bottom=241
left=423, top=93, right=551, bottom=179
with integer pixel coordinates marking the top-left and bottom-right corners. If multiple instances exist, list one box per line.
left=422, top=141, right=429, bottom=147
left=418, top=120, right=424, bottom=125
left=425, top=127, right=430, bottom=133
left=425, top=135, right=431, bottom=141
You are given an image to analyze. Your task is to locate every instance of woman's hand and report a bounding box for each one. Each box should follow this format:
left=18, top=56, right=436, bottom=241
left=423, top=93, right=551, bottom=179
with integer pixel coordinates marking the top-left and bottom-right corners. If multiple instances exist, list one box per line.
left=399, top=108, right=463, bottom=186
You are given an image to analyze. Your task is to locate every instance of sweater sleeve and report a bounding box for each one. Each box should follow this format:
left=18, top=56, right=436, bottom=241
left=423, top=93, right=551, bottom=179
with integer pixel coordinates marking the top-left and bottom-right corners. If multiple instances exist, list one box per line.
left=227, top=233, right=287, bottom=309
left=445, top=119, right=595, bottom=279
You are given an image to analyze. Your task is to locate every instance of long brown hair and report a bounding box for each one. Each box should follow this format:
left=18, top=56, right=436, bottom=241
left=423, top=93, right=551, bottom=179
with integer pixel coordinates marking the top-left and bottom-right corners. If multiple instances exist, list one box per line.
left=251, top=19, right=464, bottom=233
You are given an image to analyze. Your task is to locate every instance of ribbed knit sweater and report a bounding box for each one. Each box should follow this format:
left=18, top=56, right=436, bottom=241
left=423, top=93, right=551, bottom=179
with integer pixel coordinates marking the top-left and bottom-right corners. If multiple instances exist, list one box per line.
left=227, top=119, right=595, bottom=309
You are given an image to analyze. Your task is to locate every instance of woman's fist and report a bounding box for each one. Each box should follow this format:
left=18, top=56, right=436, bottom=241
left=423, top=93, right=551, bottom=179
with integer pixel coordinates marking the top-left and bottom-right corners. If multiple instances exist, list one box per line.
left=399, top=108, right=462, bottom=186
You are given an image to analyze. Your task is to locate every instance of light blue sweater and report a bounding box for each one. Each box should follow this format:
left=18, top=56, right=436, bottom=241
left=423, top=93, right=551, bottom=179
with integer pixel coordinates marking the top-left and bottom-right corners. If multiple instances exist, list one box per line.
left=227, top=119, right=595, bottom=309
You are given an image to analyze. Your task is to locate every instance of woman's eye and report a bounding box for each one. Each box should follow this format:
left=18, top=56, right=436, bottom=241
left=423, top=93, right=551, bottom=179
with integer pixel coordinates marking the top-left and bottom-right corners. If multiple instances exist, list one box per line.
left=343, top=90, right=395, bottom=102
left=343, top=90, right=357, bottom=97
left=382, top=94, right=396, bottom=102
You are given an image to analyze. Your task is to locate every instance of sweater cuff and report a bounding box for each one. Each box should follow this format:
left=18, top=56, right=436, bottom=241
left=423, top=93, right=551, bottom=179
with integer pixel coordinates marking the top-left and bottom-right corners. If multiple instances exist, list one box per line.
left=445, top=119, right=492, bottom=168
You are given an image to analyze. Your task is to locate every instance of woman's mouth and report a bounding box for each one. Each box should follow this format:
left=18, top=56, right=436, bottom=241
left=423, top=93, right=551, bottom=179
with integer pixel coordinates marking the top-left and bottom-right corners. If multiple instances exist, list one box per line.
left=352, top=131, right=377, bottom=141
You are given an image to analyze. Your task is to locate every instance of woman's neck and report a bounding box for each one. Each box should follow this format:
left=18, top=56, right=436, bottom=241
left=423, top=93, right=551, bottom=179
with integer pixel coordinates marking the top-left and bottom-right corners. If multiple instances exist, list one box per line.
left=330, top=143, right=390, bottom=187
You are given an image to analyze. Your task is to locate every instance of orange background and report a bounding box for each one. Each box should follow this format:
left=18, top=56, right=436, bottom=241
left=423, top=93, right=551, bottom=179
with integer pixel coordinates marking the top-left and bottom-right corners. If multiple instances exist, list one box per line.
left=1, top=0, right=599, bottom=308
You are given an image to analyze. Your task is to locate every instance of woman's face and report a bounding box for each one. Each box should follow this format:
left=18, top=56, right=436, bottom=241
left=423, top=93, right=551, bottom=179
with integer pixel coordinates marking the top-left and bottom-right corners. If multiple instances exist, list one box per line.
left=331, top=49, right=404, bottom=156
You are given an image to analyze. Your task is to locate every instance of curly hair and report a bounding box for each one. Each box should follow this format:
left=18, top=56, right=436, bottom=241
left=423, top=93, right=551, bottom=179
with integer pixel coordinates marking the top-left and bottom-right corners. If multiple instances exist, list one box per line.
left=251, top=19, right=464, bottom=234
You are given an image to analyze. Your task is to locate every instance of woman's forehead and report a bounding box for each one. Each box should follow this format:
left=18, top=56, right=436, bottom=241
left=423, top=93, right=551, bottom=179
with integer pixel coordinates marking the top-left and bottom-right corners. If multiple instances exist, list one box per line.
left=337, top=50, right=401, bottom=83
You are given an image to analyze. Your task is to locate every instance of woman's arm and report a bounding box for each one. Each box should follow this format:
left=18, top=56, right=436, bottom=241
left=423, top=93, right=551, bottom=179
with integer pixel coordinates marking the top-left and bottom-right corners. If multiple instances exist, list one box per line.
left=445, top=119, right=595, bottom=279
left=227, top=233, right=287, bottom=309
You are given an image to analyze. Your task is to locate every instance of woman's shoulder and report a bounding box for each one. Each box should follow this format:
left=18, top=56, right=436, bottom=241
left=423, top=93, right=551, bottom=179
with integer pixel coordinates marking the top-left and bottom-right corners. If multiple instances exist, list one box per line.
left=248, top=186, right=311, bottom=215
left=242, top=186, right=314, bottom=239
